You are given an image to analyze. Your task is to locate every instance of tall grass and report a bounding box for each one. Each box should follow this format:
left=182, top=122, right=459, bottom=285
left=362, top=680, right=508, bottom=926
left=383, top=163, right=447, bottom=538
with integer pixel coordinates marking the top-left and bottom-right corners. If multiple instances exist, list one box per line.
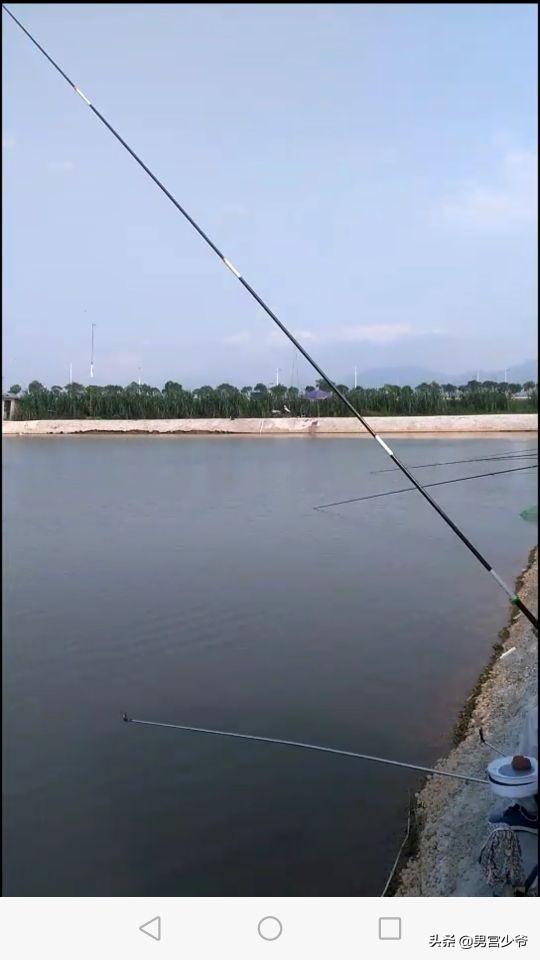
left=11, top=379, right=538, bottom=420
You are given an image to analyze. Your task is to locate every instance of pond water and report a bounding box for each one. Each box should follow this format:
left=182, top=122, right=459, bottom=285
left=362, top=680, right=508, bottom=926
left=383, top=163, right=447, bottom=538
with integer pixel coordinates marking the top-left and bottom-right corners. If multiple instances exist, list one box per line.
left=2, top=434, right=537, bottom=895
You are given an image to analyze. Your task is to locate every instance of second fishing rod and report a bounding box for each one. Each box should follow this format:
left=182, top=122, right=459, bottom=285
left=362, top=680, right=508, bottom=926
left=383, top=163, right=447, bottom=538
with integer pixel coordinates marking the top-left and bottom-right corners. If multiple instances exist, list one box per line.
left=3, top=4, right=537, bottom=629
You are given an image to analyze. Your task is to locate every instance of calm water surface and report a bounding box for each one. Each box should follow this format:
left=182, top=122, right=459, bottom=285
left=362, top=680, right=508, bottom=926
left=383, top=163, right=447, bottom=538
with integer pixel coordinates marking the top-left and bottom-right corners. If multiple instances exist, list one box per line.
left=3, top=435, right=537, bottom=895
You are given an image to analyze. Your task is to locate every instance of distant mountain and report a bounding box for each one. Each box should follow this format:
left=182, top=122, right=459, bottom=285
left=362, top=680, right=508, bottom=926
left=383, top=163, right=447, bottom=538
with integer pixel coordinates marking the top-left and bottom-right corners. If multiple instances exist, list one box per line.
left=343, top=359, right=538, bottom=388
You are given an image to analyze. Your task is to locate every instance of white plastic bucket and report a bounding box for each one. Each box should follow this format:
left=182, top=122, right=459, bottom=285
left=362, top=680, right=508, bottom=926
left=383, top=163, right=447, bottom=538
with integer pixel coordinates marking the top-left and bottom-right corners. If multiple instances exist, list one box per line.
left=487, top=756, right=538, bottom=800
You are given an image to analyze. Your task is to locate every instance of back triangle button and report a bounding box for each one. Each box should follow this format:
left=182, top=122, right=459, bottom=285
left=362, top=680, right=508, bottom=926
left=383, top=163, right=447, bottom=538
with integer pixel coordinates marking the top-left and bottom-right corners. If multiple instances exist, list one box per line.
left=139, top=916, right=161, bottom=941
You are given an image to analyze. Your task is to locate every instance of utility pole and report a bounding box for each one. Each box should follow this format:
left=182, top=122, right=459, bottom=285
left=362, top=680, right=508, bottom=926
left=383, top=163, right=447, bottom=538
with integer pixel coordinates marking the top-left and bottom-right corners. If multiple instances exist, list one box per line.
left=354, top=365, right=358, bottom=389
left=90, top=323, right=96, bottom=379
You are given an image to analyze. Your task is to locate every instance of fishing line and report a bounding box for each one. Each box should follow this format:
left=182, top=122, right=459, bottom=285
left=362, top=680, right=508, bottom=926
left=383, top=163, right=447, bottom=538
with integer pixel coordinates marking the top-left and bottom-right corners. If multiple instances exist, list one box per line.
left=479, top=728, right=506, bottom=758
left=122, top=715, right=489, bottom=785
left=316, top=463, right=538, bottom=510
left=380, top=796, right=413, bottom=897
left=3, top=4, right=537, bottom=630
left=372, top=451, right=538, bottom=474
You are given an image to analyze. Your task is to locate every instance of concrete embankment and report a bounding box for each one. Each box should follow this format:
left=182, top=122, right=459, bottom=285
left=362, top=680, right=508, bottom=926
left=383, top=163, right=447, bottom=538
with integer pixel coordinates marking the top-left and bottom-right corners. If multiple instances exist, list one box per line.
left=2, top=413, right=538, bottom=436
left=394, top=548, right=538, bottom=897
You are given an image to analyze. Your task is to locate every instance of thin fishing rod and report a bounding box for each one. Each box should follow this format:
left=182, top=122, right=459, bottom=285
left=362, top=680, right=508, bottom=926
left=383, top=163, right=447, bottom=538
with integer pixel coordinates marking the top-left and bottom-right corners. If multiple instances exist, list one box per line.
left=372, top=451, right=538, bottom=474
left=316, top=463, right=538, bottom=511
left=122, top=714, right=489, bottom=786
left=3, top=4, right=537, bottom=630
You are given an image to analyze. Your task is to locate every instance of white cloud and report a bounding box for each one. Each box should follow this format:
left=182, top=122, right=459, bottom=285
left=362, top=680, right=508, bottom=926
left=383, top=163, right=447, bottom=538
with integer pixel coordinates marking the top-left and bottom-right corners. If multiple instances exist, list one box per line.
left=47, top=160, right=75, bottom=173
left=439, top=149, right=537, bottom=233
left=326, top=323, right=414, bottom=344
left=2, top=133, right=16, bottom=150
left=267, top=323, right=426, bottom=346
left=230, top=318, right=446, bottom=352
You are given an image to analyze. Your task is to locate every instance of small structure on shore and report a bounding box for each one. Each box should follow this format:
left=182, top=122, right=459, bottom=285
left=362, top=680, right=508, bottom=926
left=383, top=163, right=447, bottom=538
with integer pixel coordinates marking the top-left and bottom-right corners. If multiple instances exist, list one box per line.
left=2, top=394, right=20, bottom=421
left=303, top=388, right=332, bottom=401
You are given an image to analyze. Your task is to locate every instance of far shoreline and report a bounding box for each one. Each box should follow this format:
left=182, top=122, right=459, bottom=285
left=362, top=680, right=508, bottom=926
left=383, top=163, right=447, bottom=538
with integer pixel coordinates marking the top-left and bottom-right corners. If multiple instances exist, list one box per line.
left=2, top=413, right=538, bottom=437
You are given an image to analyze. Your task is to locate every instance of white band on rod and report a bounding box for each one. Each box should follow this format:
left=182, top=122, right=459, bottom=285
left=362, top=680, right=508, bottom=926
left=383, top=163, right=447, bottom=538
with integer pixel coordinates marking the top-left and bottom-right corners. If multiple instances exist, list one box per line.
left=75, top=86, right=92, bottom=105
left=375, top=434, right=394, bottom=457
left=223, top=257, right=241, bottom=278
left=489, top=568, right=515, bottom=599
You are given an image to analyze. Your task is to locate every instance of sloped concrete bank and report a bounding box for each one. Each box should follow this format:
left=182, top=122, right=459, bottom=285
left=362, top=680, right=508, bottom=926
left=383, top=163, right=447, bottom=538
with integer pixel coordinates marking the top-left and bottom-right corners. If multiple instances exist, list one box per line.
left=3, top=413, right=538, bottom=436
left=394, top=548, right=538, bottom=897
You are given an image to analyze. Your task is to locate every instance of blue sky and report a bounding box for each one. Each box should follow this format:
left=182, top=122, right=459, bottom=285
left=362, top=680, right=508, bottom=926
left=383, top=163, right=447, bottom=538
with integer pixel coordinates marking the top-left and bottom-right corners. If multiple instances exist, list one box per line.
left=2, top=3, right=537, bottom=388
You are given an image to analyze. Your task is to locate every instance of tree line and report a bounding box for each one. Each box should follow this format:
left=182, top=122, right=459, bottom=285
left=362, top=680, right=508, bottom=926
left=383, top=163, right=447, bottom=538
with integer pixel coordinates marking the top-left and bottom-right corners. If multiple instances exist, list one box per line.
left=6, top=378, right=538, bottom=420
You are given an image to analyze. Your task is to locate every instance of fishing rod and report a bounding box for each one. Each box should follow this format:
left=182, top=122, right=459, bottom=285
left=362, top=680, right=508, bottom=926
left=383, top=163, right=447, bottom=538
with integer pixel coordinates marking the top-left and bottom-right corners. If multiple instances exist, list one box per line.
left=316, top=463, right=538, bottom=511
left=122, top=714, right=489, bottom=786
left=372, top=451, right=538, bottom=474
left=3, top=4, right=537, bottom=630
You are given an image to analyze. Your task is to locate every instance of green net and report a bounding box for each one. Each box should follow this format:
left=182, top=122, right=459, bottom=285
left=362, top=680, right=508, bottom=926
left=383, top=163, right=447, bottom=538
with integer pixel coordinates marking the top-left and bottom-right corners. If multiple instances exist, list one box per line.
left=520, top=505, right=538, bottom=523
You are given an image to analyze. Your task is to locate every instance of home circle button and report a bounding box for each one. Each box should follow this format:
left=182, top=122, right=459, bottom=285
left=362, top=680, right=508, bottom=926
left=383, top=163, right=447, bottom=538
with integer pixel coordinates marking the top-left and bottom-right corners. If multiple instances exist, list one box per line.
left=258, top=916, right=283, bottom=941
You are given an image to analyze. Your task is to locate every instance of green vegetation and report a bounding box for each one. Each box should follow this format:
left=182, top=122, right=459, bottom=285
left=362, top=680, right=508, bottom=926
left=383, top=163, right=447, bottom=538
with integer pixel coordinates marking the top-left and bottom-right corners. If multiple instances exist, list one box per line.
left=9, top=378, right=538, bottom=420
